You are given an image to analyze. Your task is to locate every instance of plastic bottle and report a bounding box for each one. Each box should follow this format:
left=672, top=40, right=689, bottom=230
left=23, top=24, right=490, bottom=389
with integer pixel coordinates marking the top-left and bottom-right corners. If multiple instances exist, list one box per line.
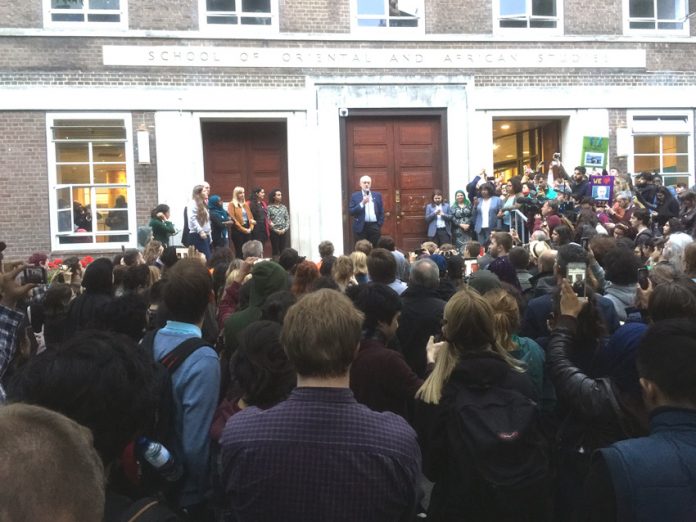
left=137, top=437, right=183, bottom=482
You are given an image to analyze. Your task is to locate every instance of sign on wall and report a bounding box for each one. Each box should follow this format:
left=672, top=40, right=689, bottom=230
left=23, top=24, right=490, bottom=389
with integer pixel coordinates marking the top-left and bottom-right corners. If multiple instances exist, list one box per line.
left=103, top=46, right=647, bottom=69
left=581, top=136, right=609, bottom=170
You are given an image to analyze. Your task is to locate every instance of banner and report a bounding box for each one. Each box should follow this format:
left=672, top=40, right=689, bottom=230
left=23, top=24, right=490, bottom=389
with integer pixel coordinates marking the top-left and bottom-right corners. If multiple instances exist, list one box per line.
left=581, top=136, right=609, bottom=169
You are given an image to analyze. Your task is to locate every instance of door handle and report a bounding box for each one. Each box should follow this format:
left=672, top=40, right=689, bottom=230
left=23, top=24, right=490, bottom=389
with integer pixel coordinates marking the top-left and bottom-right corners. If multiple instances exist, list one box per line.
left=385, top=211, right=391, bottom=217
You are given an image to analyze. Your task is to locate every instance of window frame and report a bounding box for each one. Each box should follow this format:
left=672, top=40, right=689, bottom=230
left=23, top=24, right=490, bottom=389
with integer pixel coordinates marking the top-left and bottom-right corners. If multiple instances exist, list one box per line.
left=43, top=0, right=128, bottom=29
left=198, top=0, right=279, bottom=33
left=623, top=0, right=690, bottom=36
left=46, top=113, right=137, bottom=252
left=350, top=0, right=425, bottom=34
left=493, top=0, right=564, bottom=35
left=627, top=110, right=694, bottom=187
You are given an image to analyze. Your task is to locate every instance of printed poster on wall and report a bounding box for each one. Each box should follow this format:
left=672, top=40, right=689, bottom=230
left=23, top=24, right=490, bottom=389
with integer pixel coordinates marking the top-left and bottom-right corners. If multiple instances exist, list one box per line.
left=581, top=136, right=609, bottom=169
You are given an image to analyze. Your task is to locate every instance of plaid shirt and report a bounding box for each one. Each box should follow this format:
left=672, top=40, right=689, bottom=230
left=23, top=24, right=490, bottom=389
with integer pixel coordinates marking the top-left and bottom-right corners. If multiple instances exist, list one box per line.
left=221, top=387, right=421, bottom=522
left=0, top=305, right=24, bottom=403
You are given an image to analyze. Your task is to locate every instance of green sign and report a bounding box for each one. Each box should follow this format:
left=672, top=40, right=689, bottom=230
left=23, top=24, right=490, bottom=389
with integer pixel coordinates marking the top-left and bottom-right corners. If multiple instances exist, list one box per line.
left=581, top=136, right=609, bottom=170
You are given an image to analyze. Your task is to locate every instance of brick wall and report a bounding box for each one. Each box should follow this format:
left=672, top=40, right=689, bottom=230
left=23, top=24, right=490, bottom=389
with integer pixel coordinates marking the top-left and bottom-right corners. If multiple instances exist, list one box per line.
left=280, top=0, right=350, bottom=33
left=0, top=0, right=42, bottom=28
left=0, top=112, right=51, bottom=261
left=564, top=0, right=622, bottom=35
left=132, top=112, right=159, bottom=229
left=426, top=0, right=492, bottom=34
left=608, top=109, right=628, bottom=175
left=129, top=0, right=198, bottom=31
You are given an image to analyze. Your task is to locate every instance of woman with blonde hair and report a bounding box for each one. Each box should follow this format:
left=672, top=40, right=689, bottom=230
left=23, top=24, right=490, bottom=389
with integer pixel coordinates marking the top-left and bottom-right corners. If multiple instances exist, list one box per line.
left=227, top=186, right=255, bottom=259
left=331, top=255, right=357, bottom=292
left=414, top=287, right=549, bottom=521
left=349, top=250, right=369, bottom=284
left=484, top=288, right=545, bottom=400
left=143, top=239, right=163, bottom=266
left=187, top=182, right=212, bottom=260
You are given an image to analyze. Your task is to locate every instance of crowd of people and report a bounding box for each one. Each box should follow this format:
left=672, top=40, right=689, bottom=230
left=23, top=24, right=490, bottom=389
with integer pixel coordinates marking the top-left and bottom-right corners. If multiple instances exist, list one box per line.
left=1, top=161, right=696, bottom=522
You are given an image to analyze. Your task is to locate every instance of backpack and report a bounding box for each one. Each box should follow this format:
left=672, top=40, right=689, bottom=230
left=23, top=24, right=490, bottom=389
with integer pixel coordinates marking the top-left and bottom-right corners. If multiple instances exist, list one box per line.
left=448, top=382, right=550, bottom=518
left=137, top=330, right=211, bottom=500
left=181, top=207, right=190, bottom=247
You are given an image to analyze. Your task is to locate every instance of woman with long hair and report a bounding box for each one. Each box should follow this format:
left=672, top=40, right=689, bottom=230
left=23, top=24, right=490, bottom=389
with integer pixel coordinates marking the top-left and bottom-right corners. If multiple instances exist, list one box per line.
left=291, top=260, right=319, bottom=296
left=249, top=187, right=269, bottom=248
left=350, top=250, right=369, bottom=285
left=149, top=204, right=176, bottom=247
left=187, top=183, right=212, bottom=260
left=415, top=287, right=549, bottom=521
left=450, top=189, right=473, bottom=253
left=267, top=188, right=290, bottom=256
left=331, top=255, right=357, bottom=292
left=227, top=186, right=255, bottom=259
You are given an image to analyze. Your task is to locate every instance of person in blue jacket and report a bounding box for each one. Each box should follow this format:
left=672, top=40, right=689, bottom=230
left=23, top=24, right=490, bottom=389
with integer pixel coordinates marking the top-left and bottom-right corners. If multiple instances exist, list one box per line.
left=424, top=189, right=452, bottom=246
left=585, top=318, right=696, bottom=522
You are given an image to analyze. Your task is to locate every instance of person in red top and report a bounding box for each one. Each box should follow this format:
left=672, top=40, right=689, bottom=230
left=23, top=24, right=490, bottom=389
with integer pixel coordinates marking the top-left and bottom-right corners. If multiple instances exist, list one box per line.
left=349, top=283, right=423, bottom=420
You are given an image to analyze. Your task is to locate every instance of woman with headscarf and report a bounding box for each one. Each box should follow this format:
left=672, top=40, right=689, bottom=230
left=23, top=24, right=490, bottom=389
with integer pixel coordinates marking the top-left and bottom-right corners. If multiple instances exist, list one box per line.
left=450, top=189, right=473, bottom=253
left=64, top=258, right=114, bottom=338
left=208, top=195, right=233, bottom=250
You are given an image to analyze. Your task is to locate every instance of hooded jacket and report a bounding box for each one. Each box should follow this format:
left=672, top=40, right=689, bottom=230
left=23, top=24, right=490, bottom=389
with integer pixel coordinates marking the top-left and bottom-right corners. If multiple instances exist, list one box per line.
left=223, top=261, right=288, bottom=354
left=603, top=283, right=637, bottom=322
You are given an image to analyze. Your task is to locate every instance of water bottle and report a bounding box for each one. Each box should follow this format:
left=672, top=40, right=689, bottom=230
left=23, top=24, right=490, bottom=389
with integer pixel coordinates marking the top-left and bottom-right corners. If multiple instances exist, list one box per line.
left=137, top=437, right=183, bottom=482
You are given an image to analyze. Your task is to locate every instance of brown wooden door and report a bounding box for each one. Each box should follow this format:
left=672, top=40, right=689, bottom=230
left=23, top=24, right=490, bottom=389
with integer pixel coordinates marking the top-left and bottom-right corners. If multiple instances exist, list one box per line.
left=345, top=116, right=442, bottom=252
left=202, top=121, right=288, bottom=255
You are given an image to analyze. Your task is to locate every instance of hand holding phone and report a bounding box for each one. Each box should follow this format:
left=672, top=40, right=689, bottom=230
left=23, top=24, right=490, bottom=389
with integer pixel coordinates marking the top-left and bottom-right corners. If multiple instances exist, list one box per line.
left=637, top=267, right=650, bottom=291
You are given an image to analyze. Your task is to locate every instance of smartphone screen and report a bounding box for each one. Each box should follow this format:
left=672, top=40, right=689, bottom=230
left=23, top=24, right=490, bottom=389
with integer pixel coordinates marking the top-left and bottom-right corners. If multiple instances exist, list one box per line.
left=638, top=267, right=650, bottom=290
left=581, top=237, right=589, bottom=251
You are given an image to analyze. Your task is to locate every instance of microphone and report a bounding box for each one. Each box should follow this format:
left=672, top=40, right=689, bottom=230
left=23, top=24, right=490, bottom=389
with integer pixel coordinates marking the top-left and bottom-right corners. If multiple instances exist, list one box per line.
left=365, top=190, right=370, bottom=196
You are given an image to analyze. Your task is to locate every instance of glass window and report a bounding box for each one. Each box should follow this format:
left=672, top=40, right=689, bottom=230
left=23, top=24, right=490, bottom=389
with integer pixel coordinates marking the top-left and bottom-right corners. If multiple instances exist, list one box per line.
left=203, top=0, right=275, bottom=27
left=633, top=134, right=690, bottom=182
left=46, top=0, right=126, bottom=26
left=355, top=0, right=423, bottom=29
left=627, top=0, right=686, bottom=31
left=48, top=116, right=134, bottom=249
left=498, top=0, right=559, bottom=29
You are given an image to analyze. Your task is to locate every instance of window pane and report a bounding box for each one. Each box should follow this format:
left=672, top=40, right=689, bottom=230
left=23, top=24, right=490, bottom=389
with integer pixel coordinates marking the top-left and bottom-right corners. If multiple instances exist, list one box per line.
left=662, top=154, right=688, bottom=172
left=358, top=0, right=386, bottom=15
left=657, top=0, right=684, bottom=19
left=389, top=17, right=418, bottom=26
left=208, top=0, right=235, bottom=10
left=52, top=0, right=84, bottom=8
left=358, top=18, right=385, bottom=26
left=530, top=19, right=556, bottom=27
left=94, top=165, right=126, bottom=184
left=630, top=20, right=655, bottom=28
left=57, top=188, right=71, bottom=209
left=57, top=210, right=73, bottom=232
left=661, top=174, right=690, bottom=186
left=241, top=16, right=271, bottom=24
left=56, top=142, right=89, bottom=162
left=93, top=142, right=125, bottom=163
left=53, top=13, right=85, bottom=21
left=208, top=15, right=237, bottom=23
left=634, top=155, right=661, bottom=172
left=634, top=135, right=660, bottom=153
left=500, top=18, right=528, bottom=27
left=57, top=165, right=90, bottom=184
left=629, top=0, right=654, bottom=17
left=657, top=21, right=683, bottom=28
left=500, top=0, right=526, bottom=16
left=532, top=0, right=555, bottom=16
left=242, top=0, right=270, bottom=12
left=662, top=135, right=688, bottom=153
left=87, top=13, right=120, bottom=21
left=90, top=0, right=119, bottom=8
left=53, top=120, right=126, bottom=140
left=95, top=188, right=127, bottom=208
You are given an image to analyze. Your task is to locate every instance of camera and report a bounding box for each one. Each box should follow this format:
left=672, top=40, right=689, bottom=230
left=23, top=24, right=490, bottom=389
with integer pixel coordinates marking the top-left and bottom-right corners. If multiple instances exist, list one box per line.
left=338, top=108, right=349, bottom=118
left=553, top=152, right=561, bottom=161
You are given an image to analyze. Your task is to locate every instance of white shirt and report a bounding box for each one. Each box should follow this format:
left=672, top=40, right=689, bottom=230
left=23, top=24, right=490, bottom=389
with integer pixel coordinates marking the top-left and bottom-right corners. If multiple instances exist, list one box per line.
left=434, top=205, right=445, bottom=228
left=481, top=198, right=492, bottom=229
left=363, top=192, right=377, bottom=222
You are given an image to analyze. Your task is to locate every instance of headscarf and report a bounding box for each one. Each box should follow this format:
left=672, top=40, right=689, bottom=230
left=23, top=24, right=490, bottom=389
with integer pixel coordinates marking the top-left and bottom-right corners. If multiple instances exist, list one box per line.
left=208, top=195, right=231, bottom=222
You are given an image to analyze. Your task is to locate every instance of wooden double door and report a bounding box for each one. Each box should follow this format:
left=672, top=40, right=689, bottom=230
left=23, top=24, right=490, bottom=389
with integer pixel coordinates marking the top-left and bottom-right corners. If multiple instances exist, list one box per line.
left=202, top=121, right=288, bottom=255
left=344, top=115, right=445, bottom=252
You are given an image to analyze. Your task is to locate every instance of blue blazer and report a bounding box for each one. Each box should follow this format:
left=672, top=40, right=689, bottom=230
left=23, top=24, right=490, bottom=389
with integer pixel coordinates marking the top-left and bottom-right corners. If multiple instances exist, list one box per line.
left=349, top=191, right=384, bottom=234
left=425, top=203, right=453, bottom=238
left=474, top=196, right=503, bottom=234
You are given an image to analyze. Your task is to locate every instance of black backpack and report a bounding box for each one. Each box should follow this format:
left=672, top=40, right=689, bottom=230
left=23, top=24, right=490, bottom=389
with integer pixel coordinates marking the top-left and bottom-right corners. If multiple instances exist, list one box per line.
left=138, top=330, right=211, bottom=499
left=449, top=383, right=550, bottom=519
